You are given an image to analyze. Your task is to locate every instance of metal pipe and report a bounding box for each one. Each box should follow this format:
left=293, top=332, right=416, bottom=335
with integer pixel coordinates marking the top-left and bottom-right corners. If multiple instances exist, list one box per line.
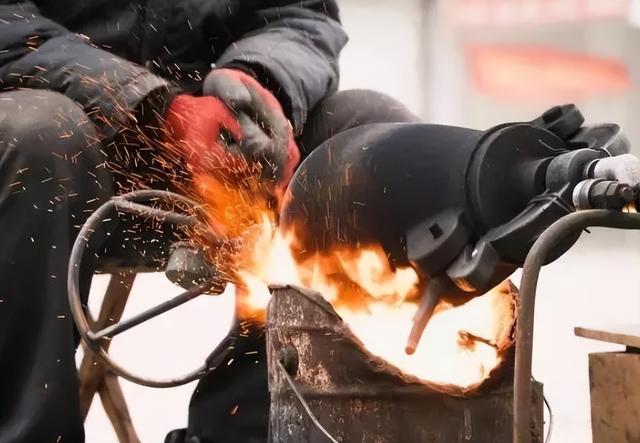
left=68, top=191, right=200, bottom=350
left=114, top=190, right=223, bottom=245
left=117, top=189, right=199, bottom=207
left=90, top=278, right=215, bottom=340
left=514, top=210, right=640, bottom=443
left=67, top=190, right=212, bottom=387
left=68, top=198, right=118, bottom=352
left=113, top=199, right=196, bottom=226
left=406, top=277, right=450, bottom=355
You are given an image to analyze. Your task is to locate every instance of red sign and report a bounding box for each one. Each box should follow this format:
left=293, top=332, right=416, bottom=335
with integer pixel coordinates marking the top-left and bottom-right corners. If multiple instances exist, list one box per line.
left=448, top=0, right=628, bottom=27
left=466, top=44, right=632, bottom=103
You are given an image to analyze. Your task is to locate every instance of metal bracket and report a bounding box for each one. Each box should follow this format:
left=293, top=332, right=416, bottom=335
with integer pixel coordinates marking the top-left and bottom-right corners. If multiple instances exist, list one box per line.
left=68, top=190, right=224, bottom=388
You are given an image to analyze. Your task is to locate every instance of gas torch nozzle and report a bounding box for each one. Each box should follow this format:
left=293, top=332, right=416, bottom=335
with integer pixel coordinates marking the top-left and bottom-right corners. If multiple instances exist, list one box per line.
left=406, top=277, right=456, bottom=355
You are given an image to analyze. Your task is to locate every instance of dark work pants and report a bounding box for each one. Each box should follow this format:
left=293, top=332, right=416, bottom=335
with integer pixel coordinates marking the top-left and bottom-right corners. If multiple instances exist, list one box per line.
left=0, top=90, right=113, bottom=443
left=0, top=88, right=417, bottom=443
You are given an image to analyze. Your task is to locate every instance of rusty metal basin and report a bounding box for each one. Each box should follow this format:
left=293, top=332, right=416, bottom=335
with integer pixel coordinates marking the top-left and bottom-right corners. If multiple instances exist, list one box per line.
left=267, top=285, right=543, bottom=443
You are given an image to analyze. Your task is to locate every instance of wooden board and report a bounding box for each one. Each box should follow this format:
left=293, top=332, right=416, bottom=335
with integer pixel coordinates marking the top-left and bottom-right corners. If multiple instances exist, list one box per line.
left=589, top=352, right=640, bottom=443
left=574, top=325, right=640, bottom=349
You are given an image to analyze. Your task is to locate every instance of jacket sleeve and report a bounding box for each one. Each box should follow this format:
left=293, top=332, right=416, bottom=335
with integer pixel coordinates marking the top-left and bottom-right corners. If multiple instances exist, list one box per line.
left=217, top=0, right=348, bottom=134
left=0, top=1, right=173, bottom=137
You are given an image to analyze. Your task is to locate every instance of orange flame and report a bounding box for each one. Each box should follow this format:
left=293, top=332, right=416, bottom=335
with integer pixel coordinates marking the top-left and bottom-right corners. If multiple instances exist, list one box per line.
left=338, top=284, right=515, bottom=387
left=226, top=213, right=515, bottom=388
left=187, top=162, right=515, bottom=388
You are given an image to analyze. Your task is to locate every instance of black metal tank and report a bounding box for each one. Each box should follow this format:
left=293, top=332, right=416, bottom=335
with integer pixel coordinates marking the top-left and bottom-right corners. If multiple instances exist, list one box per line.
left=280, top=106, right=615, bottom=349
left=280, top=118, right=567, bottom=276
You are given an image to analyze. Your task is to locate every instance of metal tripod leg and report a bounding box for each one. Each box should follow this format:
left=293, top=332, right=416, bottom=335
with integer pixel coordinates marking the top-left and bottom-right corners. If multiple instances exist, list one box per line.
left=78, top=272, right=140, bottom=443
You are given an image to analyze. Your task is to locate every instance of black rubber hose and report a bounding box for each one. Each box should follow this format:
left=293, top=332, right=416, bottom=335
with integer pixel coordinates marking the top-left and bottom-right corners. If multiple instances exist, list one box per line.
left=514, top=210, right=640, bottom=443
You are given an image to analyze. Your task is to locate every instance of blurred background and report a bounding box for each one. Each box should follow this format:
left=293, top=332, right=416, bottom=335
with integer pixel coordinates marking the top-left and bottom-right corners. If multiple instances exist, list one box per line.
left=84, top=0, right=640, bottom=441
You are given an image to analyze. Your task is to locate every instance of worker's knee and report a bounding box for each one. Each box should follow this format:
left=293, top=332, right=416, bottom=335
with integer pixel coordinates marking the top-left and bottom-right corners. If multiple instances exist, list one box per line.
left=299, top=89, right=420, bottom=156
left=0, top=90, right=98, bottom=169
left=0, top=90, right=109, bottom=209
left=320, top=89, right=420, bottom=124
left=319, top=89, right=396, bottom=108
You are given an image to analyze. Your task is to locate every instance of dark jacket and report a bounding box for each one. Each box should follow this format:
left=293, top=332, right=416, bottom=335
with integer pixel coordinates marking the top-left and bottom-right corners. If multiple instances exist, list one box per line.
left=0, top=2, right=346, bottom=442
left=0, top=0, right=347, bottom=137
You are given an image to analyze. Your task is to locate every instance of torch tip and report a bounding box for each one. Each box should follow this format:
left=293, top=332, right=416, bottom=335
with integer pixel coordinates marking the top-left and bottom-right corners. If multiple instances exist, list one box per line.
left=405, top=277, right=450, bottom=356
left=404, top=344, right=416, bottom=355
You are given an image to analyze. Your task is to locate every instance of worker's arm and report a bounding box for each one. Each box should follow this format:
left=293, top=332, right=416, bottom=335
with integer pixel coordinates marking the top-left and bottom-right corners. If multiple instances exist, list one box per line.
left=213, top=0, right=348, bottom=134
left=0, top=1, right=174, bottom=138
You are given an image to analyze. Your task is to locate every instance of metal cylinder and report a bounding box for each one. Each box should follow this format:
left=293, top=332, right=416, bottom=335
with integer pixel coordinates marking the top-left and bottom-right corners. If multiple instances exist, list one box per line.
left=267, top=285, right=544, bottom=443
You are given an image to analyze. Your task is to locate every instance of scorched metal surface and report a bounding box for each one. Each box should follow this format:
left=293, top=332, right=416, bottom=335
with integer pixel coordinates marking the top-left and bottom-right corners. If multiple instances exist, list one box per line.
left=266, top=285, right=543, bottom=443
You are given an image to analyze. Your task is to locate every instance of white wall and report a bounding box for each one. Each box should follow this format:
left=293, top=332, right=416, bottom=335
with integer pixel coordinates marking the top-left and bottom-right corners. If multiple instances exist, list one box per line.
left=338, top=0, right=426, bottom=116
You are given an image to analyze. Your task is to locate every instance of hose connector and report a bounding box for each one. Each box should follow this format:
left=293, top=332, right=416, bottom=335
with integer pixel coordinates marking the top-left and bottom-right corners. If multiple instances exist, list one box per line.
left=572, top=179, right=635, bottom=210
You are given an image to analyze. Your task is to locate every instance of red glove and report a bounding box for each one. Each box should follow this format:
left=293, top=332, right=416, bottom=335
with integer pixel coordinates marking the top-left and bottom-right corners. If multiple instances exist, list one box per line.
left=163, top=94, right=245, bottom=178
left=163, top=94, right=278, bottom=240
left=202, top=68, right=300, bottom=188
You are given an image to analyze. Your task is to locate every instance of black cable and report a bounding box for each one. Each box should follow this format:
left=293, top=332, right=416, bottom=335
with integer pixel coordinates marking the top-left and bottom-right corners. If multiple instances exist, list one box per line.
left=276, top=359, right=339, bottom=443
left=543, top=392, right=554, bottom=443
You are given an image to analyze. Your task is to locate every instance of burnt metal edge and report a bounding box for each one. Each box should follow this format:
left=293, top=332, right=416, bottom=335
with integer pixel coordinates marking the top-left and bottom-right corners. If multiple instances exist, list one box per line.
left=268, top=283, right=519, bottom=399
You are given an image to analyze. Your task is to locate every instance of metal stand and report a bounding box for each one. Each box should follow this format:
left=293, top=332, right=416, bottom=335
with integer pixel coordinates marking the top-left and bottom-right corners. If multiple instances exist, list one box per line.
left=69, top=190, right=222, bottom=442
left=514, top=210, right=640, bottom=443
left=78, top=272, right=140, bottom=443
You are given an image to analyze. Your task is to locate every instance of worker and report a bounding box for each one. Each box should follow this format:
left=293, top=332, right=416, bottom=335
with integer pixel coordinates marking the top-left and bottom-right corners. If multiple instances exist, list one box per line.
left=0, top=1, right=420, bottom=442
